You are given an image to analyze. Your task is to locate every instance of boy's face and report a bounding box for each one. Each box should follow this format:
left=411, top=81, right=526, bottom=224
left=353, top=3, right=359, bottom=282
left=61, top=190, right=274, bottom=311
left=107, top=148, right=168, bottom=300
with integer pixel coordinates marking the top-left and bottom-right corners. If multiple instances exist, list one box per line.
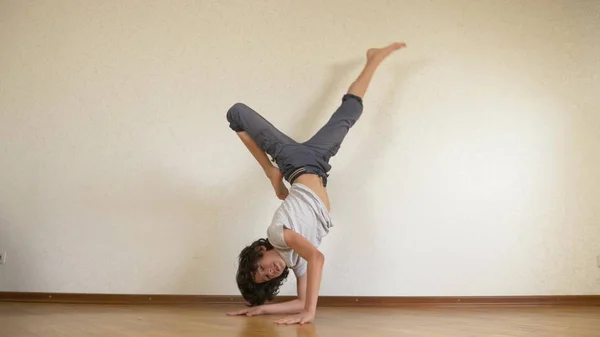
left=254, top=247, right=286, bottom=283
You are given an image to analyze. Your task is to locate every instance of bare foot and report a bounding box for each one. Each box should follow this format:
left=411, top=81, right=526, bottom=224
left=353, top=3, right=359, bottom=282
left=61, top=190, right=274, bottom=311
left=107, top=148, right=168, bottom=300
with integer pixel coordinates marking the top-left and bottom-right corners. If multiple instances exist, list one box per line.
left=266, top=166, right=289, bottom=200
left=367, top=42, right=406, bottom=63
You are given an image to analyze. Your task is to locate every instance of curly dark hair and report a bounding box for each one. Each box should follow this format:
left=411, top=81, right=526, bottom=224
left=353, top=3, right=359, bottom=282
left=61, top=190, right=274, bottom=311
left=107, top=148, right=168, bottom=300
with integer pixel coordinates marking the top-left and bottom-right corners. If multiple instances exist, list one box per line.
left=236, top=238, right=290, bottom=306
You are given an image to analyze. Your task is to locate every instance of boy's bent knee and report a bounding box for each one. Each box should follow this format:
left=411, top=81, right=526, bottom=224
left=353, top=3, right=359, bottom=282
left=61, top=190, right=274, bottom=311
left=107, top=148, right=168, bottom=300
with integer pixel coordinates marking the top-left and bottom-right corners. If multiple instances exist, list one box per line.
left=229, top=102, right=249, bottom=112
left=226, top=103, right=247, bottom=132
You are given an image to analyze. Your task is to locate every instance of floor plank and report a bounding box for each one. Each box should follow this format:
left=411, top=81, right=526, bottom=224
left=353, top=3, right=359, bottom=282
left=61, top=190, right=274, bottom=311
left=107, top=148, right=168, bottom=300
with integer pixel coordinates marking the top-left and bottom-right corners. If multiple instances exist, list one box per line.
left=1, top=302, right=599, bottom=336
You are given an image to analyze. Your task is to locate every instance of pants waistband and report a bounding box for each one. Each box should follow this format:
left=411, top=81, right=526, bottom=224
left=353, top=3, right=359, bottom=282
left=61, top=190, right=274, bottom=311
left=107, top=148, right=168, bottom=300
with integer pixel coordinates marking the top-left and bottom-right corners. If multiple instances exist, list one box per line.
left=286, top=166, right=329, bottom=187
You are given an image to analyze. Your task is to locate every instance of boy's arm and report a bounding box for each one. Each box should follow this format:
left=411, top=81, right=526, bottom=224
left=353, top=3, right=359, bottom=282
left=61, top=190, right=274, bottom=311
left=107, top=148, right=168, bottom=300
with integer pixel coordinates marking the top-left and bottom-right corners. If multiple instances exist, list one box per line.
left=260, top=274, right=307, bottom=315
left=274, top=229, right=324, bottom=325
left=226, top=275, right=307, bottom=316
left=258, top=299, right=304, bottom=315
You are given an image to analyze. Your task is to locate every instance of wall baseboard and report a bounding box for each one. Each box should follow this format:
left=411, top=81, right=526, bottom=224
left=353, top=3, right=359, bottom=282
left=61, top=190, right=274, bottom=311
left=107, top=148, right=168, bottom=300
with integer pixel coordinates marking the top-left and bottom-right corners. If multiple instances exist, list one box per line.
left=1, top=292, right=599, bottom=306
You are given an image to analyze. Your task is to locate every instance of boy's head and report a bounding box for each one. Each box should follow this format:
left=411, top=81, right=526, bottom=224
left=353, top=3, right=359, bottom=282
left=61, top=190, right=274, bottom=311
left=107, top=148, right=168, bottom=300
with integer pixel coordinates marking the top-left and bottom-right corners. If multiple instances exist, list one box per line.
left=236, top=238, right=289, bottom=306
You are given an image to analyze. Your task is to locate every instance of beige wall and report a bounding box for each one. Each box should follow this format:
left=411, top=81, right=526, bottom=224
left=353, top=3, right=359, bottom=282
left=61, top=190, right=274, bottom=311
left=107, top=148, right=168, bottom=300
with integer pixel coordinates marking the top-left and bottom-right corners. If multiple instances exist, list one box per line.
left=1, top=0, right=598, bottom=296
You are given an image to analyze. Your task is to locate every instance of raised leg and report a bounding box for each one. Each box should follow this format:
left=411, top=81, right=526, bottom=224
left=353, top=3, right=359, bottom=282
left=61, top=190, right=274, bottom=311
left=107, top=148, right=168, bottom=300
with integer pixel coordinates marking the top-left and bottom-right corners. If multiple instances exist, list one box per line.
left=227, top=103, right=296, bottom=199
left=304, top=42, right=406, bottom=162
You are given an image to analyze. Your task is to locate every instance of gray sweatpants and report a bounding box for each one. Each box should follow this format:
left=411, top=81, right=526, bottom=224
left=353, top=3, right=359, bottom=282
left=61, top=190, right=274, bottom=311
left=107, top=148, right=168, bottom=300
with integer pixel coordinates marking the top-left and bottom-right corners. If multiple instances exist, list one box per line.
left=227, top=94, right=363, bottom=186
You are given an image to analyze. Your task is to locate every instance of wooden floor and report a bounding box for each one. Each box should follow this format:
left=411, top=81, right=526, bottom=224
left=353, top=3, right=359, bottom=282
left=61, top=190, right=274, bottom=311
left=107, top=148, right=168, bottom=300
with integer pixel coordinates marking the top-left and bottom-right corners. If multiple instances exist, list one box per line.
left=1, top=302, right=599, bottom=337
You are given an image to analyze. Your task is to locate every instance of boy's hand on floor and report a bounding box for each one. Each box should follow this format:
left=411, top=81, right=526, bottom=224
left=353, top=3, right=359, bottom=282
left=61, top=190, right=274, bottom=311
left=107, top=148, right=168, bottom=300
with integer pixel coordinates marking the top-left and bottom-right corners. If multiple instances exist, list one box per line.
left=266, top=166, right=289, bottom=200
left=226, top=306, right=265, bottom=316
left=274, top=310, right=315, bottom=325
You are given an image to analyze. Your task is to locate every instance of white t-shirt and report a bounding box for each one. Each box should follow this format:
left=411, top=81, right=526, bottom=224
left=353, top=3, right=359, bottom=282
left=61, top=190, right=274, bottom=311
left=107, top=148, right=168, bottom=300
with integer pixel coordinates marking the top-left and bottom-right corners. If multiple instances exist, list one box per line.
left=266, top=183, right=332, bottom=277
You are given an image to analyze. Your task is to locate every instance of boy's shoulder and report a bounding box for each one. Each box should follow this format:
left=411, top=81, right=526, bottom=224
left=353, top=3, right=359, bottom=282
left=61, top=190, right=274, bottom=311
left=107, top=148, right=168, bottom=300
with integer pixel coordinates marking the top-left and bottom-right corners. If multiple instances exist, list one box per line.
left=267, top=220, right=289, bottom=250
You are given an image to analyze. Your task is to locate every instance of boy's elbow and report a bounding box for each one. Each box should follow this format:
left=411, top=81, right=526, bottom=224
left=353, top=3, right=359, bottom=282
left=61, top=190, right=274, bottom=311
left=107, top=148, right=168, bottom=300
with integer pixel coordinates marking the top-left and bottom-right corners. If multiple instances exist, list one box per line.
left=313, top=251, right=325, bottom=264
